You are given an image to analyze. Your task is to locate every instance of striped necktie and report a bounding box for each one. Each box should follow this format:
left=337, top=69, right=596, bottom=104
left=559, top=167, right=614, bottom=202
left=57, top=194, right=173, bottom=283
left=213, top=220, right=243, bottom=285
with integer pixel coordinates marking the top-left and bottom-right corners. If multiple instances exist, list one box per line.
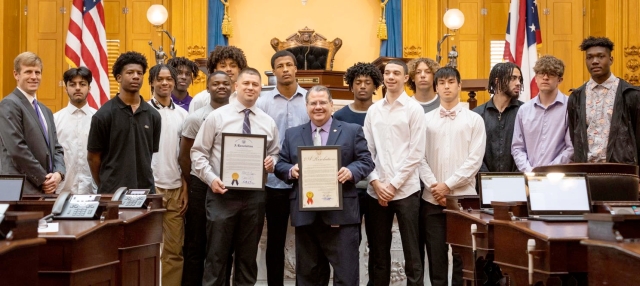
left=242, top=109, right=251, bottom=134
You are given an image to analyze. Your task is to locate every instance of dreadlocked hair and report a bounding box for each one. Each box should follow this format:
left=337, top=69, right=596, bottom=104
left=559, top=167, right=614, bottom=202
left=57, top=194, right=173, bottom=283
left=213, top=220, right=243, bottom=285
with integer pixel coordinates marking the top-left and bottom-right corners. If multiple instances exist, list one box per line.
left=206, top=46, right=247, bottom=74
left=487, top=62, right=523, bottom=95
left=343, top=62, right=383, bottom=89
left=167, top=57, right=200, bottom=78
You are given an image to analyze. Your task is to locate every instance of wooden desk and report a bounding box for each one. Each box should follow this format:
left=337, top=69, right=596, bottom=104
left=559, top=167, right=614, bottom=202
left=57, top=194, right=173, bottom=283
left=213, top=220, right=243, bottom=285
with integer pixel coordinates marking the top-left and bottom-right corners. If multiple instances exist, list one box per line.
left=8, top=197, right=164, bottom=286
left=444, top=209, right=494, bottom=285
left=39, top=219, right=121, bottom=286
left=491, top=220, right=588, bottom=285
left=0, top=211, right=46, bottom=286
left=581, top=240, right=640, bottom=285
left=116, top=209, right=164, bottom=286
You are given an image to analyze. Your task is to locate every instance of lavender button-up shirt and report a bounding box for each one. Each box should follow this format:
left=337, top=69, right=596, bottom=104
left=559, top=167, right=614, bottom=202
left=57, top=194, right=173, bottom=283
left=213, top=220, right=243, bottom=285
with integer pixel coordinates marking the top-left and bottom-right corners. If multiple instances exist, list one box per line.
left=310, top=117, right=333, bottom=146
left=511, top=91, right=574, bottom=172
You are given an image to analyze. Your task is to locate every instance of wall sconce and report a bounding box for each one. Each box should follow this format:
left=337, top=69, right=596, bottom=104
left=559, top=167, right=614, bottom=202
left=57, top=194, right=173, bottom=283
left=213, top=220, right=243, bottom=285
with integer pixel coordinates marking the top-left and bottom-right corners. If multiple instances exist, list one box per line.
left=147, top=4, right=177, bottom=65
left=436, top=8, right=465, bottom=65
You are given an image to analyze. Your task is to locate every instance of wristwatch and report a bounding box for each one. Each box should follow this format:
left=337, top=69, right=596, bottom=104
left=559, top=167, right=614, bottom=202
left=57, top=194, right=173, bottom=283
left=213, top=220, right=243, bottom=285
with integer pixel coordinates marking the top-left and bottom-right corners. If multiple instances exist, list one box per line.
left=57, top=171, right=65, bottom=181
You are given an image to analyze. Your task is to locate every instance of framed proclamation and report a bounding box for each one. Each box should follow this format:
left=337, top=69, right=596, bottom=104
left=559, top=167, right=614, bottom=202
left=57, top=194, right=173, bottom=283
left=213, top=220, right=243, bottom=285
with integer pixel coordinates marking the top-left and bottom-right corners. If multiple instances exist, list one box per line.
left=298, top=146, right=343, bottom=211
left=220, top=133, right=267, bottom=191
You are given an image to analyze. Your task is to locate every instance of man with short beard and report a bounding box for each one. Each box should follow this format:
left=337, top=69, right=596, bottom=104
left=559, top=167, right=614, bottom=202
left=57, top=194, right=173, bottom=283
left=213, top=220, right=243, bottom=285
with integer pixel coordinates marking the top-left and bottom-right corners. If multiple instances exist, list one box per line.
left=472, top=62, right=524, bottom=172
left=167, top=57, right=200, bottom=111
left=54, top=67, right=97, bottom=194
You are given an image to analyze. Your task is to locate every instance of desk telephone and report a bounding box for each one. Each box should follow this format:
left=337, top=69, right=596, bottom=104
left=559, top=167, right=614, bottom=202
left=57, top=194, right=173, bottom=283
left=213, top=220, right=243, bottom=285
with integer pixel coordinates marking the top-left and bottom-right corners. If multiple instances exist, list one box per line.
left=112, top=187, right=149, bottom=208
left=50, top=192, right=101, bottom=219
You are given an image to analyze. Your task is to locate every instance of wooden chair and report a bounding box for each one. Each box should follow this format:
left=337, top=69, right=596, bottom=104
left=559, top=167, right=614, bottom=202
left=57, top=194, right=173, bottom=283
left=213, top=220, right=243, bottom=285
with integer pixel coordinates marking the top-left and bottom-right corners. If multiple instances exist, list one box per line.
left=270, top=27, right=342, bottom=71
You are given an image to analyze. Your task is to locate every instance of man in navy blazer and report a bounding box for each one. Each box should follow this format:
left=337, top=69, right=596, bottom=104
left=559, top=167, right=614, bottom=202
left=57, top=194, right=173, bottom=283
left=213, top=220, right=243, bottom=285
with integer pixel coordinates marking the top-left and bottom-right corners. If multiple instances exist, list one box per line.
left=275, top=85, right=374, bottom=286
left=0, top=52, right=65, bottom=194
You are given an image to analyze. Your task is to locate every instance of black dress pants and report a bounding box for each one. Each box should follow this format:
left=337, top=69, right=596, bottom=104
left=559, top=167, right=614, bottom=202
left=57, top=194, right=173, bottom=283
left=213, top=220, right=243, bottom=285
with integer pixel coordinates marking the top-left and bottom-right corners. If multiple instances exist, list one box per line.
left=183, top=176, right=233, bottom=286
left=202, top=189, right=266, bottom=286
left=419, top=199, right=463, bottom=286
left=265, top=186, right=292, bottom=286
left=364, top=191, right=424, bottom=286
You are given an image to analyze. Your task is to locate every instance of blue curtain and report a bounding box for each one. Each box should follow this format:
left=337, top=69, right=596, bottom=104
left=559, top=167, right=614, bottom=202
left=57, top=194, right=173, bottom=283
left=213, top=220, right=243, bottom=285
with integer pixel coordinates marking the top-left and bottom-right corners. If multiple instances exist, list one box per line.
left=379, top=0, right=402, bottom=57
left=208, top=0, right=228, bottom=52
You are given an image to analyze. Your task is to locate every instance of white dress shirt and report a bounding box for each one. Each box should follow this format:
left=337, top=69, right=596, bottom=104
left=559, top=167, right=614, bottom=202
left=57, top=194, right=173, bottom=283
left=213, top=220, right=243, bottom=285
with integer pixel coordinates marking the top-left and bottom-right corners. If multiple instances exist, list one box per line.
left=191, top=99, right=280, bottom=187
left=363, top=92, right=426, bottom=200
left=418, top=103, right=486, bottom=205
left=149, top=99, right=188, bottom=189
left=182, top=104, right=215, bottom=176
left=53, top=102, right=97, bottom=194
left=18, top=87, right=49, bottom=135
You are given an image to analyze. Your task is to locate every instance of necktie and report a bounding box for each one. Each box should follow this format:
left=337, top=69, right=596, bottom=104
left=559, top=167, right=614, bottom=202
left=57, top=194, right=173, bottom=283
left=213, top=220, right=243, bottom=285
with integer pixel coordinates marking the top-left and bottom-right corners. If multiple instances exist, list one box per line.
left=313, top=128, right=322, bottom=146
left=439, top=108, right=457, bottom=120
left=242, top=109, right=251, bottom=134
left=33, top=99, right=52, bottom=172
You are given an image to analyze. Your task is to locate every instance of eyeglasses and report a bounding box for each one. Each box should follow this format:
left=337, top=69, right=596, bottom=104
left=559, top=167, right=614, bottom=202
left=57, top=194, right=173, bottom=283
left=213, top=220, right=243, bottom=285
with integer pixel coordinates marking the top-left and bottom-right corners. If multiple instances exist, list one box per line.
left=535, top=72, right=559, bottom=78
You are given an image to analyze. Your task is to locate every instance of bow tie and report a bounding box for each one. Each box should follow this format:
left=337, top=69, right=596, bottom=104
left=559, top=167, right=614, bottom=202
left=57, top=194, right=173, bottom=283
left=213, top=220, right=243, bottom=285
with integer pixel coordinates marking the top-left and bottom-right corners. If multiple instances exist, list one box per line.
left=440, top=108, right=457, bottom=120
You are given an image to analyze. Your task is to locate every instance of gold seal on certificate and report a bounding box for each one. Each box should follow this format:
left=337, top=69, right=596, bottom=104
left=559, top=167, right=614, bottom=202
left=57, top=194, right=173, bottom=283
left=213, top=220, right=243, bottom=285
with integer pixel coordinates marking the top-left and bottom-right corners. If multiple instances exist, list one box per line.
left=298, top=146, right=343, bottom=211
left=220, top=133, right=267, bottom=190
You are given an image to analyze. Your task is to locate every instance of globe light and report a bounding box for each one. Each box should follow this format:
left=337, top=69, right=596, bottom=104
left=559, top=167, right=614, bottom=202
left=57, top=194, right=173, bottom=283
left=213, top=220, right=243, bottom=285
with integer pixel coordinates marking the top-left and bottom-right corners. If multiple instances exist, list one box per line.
left=443, top=8, right=465, bottom=30
left=147, top=4, right=168, bottom=26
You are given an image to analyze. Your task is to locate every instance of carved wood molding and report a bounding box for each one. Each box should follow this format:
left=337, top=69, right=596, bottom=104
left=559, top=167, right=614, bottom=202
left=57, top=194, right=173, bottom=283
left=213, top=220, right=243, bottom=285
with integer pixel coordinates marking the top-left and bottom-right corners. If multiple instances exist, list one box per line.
left=193, top=72, right=206, bottom=84
left=187, top=45, right=207, bottom=60
left=403, top=45, right=422, bottom=58
left=624, top=73, right=640, bottom=86
left=624, top=46, right=640, bottom=57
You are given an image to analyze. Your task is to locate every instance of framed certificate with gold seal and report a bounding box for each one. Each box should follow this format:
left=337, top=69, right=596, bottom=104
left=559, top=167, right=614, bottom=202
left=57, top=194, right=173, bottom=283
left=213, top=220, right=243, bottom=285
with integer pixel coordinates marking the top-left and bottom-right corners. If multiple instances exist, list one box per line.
left=220, top=133, right=267, bottom=191
left=297, top=146, right=343, bottom=211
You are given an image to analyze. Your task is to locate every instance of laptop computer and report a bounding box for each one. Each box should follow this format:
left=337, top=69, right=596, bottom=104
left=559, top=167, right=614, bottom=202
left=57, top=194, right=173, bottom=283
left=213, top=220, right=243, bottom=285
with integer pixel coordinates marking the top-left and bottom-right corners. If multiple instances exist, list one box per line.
left=0, top=175, right=25, bottom=201
left=478, top=172, right=527, bottom=215
left=525, top=173, right=592, bottom=222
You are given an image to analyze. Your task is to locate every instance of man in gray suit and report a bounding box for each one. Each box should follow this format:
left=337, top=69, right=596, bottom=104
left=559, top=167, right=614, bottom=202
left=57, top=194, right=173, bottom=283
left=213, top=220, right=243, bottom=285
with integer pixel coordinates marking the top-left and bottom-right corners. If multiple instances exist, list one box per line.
left=0, top=52, right=65, bottom=194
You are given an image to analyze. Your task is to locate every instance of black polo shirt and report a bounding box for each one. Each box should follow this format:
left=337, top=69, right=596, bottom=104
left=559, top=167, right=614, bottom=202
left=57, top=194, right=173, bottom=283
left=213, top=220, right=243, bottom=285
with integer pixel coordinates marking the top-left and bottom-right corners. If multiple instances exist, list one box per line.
left=88, top=94, right=161, bottom=193
left=472, top=97, right=523, bottom=172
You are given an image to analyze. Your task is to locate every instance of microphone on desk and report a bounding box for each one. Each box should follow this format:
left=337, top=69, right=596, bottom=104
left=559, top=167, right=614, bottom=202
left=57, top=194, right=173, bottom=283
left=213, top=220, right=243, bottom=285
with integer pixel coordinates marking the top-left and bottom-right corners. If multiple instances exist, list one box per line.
left=527, top=239, right=536, bottom=285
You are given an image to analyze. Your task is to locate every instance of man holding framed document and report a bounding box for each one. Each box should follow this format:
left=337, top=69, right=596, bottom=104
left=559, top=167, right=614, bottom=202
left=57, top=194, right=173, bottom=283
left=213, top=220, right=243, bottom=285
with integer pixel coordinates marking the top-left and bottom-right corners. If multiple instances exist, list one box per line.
left=275, top=85, right=374, bottom=286
left=191, top=68, right=280, bottom=286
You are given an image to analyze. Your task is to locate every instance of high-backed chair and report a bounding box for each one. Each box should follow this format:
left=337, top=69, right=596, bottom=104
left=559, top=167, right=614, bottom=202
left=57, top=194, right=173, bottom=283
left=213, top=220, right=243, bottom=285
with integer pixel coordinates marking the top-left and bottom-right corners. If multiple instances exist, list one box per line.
left=532, top=163, right=639, bottom=201
left=270, top=27, right=342, bottom=70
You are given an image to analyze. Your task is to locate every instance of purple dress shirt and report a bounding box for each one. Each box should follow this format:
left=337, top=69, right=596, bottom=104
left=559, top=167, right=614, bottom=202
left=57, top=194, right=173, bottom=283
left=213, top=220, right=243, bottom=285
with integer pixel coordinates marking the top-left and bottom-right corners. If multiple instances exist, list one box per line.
left=511, top=91, right=574, bottom=172
left=289, top=117, right=333, bottom=179
left=310, top=117, right=333, bottom=146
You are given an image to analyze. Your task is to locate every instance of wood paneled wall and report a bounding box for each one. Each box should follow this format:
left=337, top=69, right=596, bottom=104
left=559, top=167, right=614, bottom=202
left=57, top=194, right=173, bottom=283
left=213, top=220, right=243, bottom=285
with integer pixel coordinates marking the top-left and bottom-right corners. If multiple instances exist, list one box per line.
left=0, top=0, right=638, bottom=110
left=401, top=0, right=631, bottom=105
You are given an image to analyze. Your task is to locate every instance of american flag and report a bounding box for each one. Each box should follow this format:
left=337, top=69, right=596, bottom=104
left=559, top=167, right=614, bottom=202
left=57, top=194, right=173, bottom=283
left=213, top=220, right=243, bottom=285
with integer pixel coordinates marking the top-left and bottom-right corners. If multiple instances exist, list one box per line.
left=64, top=0, right=109, bottom=109
left=503, top=0, right=542, bottom=100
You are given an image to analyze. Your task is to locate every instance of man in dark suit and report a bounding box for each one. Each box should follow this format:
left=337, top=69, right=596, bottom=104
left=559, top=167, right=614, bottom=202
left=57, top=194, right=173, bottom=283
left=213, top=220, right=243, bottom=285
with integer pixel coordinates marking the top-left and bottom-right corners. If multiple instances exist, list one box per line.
left=275, top=85, right=374, bottom=285
left=0, top=52, right=65, bottom=194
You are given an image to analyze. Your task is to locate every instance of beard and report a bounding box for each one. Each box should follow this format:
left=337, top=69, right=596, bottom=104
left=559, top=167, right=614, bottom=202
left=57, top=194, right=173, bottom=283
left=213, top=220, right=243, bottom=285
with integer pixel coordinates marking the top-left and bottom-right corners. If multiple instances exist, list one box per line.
left=504, top=88, right=520, bottom=99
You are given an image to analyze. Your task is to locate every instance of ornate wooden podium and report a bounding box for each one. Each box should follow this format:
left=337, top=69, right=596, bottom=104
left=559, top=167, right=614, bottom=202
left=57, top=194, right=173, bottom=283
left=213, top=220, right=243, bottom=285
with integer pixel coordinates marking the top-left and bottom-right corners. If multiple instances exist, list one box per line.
left=295, top=70, right=351, bottom=100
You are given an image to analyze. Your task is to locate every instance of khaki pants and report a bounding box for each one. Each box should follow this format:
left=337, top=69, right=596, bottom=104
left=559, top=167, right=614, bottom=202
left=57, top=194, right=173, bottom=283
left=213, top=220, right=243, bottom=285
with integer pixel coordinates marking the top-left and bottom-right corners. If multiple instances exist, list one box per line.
left=156, top=186, right=184, bottom=286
